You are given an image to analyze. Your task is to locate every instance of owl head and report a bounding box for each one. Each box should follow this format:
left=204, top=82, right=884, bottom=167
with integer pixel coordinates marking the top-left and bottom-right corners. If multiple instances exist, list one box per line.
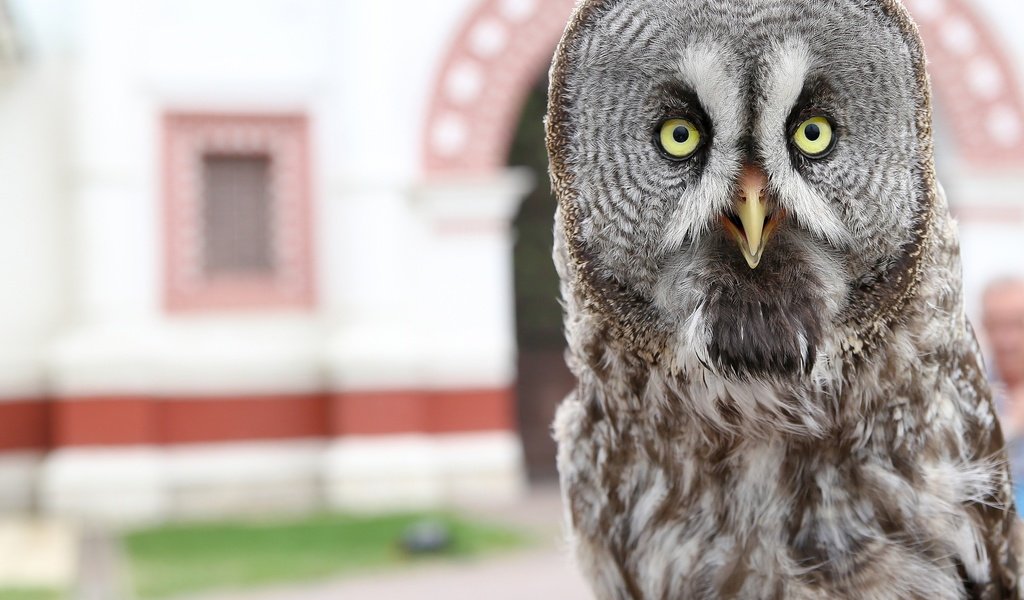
left=548, top=0, right=939, bottom=379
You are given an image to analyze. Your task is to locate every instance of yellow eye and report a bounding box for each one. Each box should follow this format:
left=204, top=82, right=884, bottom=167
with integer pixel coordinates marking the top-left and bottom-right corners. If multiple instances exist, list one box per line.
left=658, top=119, right=702, bottom=159
left=792, top=116, right=835, bottom=158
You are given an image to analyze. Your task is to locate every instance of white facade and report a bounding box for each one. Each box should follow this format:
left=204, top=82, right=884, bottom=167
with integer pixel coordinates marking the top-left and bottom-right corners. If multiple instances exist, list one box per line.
left=0, top=0, right=529, bottom=521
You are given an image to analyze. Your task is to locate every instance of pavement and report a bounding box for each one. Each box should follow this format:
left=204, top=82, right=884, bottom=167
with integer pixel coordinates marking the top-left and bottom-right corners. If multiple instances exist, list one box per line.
left=75, top=527, right=132, bottom=600
left=184, top=548, right=591, bottom=600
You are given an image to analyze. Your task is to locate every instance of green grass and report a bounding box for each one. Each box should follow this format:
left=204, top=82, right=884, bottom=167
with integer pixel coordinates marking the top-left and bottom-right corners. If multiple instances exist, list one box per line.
left=124, top=511, right=532, bottom=599
left=0, top=590, right=64, bottom=600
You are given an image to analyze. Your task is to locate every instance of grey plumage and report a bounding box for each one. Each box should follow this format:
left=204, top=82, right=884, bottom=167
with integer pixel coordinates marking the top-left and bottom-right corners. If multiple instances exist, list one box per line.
left=546, top=0, right=1023, bottom=598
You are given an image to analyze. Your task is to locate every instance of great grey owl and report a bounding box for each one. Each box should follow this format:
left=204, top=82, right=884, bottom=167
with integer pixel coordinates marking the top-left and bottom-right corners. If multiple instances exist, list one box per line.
left=546, top=0, right=1023, bottom=598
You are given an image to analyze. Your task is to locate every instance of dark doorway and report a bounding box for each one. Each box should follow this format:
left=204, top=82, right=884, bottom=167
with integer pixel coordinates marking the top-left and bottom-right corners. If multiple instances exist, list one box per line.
left=508, top=76, right=576, bottom=481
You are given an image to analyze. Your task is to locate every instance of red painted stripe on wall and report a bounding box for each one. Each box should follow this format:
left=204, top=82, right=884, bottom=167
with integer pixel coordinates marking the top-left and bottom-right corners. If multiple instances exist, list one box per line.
left=32, top=388, right=514, bottom=449
left=332, top=388, right=514, bottom=435
left=0, top=400, right=49, bottom=451
left=52, top=394, right=330, bottom=447
left=332, top=391, right=424, bottom=435
left=162, top=394, right=329, bottom=444
left=53, top=397, right=159, bottom=447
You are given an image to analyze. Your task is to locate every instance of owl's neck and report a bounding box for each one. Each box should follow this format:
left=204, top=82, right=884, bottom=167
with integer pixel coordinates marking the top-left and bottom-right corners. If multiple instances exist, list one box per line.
left=576, top=285, right=969, bottom=444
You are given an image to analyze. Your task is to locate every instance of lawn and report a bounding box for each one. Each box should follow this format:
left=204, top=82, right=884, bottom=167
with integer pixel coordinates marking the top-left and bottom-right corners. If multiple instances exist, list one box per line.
left=124, top=511, right=532, bottom=599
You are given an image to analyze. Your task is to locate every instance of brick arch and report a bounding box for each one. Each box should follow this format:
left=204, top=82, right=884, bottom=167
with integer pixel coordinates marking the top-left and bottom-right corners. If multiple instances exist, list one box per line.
left=422, top=0, right=576, bottom=175
left=422, top=0, right=1024, bottom=176
left=907, top=0, right=1024, bottom=169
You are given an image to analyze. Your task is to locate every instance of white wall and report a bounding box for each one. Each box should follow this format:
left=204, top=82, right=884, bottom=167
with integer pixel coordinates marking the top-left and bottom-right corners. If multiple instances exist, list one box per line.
left=18, top=0, right=529, bottom=519
left=0, top=1, right=72, bottom=397
left=32, top=0, right=1021, bottom=390
left=43, top=0, right=522, bottom=396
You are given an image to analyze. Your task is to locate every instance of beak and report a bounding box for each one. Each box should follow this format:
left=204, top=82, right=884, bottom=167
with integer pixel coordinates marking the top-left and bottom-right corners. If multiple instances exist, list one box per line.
left=720, top=164, right=780, bottom=269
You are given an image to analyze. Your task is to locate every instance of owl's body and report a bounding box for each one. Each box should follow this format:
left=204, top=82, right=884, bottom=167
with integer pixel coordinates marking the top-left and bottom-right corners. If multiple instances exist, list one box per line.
left=547, top=0, right=1022, bottom=598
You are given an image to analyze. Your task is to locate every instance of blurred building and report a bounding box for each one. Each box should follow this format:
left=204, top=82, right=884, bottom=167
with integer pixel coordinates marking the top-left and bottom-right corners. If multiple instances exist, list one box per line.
left=0, top=0, right=1021, bottom=522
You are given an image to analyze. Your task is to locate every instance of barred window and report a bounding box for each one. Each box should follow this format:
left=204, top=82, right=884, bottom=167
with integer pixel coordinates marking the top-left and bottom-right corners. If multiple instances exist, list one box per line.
left=201, top=154, right=274, bottom=276
left=163, top=113, right=314, bottom=311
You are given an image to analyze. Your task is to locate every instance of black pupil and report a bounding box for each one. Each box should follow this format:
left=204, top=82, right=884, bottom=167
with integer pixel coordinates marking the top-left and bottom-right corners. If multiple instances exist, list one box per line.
left=672, top=125, right=690, bottom=144
left=805, top=123, right=821, bottom=141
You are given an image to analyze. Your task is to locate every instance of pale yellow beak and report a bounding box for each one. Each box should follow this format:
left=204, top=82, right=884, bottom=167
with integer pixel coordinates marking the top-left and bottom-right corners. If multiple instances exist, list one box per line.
left=720, top=165, right=781, bottom=269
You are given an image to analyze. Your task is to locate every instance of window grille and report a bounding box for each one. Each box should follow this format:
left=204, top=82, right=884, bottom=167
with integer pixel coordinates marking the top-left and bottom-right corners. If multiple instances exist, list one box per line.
left=201, top=154, right=274, bottom=277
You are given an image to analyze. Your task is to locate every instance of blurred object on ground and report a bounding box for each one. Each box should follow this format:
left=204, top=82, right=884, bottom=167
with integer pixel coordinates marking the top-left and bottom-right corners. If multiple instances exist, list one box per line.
left=0, top=518, right=75, bottom=599
left=399, top=519, right=453, bottom=555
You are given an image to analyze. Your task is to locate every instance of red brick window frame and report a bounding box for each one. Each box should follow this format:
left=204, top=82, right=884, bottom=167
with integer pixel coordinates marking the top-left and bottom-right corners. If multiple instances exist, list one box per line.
left=163, top=113, right=315, bottom=311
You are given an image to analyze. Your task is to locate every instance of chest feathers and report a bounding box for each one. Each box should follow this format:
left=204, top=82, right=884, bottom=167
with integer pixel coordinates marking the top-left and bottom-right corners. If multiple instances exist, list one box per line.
left=554, top=349, right=1013, bottom=600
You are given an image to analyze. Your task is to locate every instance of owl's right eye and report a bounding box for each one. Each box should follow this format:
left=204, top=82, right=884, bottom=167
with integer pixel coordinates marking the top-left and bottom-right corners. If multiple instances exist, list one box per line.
left=657, top=118, right=703, bottom=160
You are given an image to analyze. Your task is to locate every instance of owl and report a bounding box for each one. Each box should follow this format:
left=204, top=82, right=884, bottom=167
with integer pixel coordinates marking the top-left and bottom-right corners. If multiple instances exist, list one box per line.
left=546, top=0, right=1023, bottom=599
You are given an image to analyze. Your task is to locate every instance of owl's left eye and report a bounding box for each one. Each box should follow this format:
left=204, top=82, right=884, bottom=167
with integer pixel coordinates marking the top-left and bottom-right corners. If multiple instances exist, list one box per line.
left=657, top=118, right=703, bottom=160
left=792, top=116, right=835, bottom=158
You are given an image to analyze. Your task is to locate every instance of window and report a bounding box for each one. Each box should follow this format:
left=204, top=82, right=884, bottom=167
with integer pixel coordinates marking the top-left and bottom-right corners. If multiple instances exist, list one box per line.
left=202, top=154, right=273, bottom=276
left=163, top=114, right=314, bottom=311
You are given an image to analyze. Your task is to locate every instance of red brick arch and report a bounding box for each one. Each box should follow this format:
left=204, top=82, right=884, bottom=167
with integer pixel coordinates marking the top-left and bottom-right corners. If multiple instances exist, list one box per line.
left=422, top=0, right=1024, bottom=176
left=907, top=0, right=1024, bottom=169
left=422, top=0, right=577, bottom=175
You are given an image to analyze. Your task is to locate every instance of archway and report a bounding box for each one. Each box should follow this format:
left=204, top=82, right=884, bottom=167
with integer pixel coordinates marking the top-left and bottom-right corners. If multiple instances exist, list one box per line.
left=507, top=75, right=570, bottom=480
left=422, top=0, right=576, bottom=176
left=905, top=0, right=1024, bottom=170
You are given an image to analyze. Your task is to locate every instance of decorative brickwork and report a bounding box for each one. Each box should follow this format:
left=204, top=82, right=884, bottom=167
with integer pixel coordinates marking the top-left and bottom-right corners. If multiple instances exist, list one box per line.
left=163, top=113, right=315, bottom=311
